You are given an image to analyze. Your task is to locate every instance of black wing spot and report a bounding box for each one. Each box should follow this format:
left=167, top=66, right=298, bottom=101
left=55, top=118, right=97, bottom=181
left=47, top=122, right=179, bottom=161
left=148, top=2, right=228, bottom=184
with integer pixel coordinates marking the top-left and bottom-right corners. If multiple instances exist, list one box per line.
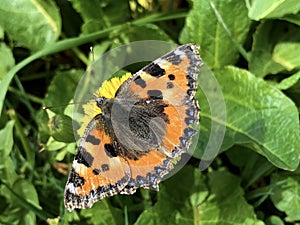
left=92, top=168, right=101, bottom=175
left=101, top=164, right=109, bottom=172
left=86, top=134, right=101, bottom=145
left=104, top=143, right=118, bottom=157
left=134, top=76, right=147, bottom=88
left=167, top=82, right=174, bottom=89
left=75, top=147, right=94, bottom=167
left=168, top=74, right=175, bottom=80
left=143, top=63, right=165, bottom=77
left=147, top=90, right=163, bottom=100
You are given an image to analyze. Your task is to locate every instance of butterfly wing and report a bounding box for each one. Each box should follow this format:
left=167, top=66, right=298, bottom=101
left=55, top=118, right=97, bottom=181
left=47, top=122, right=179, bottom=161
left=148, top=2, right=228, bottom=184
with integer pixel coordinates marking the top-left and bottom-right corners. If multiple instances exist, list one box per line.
left=64, top=114, right=130, bottom=211
left=114, top=44, right=202, bottom=193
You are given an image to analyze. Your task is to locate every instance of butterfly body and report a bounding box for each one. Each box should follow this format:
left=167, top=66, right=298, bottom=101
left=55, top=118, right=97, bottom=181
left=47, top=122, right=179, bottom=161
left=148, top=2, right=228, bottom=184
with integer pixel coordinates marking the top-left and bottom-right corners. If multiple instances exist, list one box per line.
left=64, top=44, right=202, bottom=211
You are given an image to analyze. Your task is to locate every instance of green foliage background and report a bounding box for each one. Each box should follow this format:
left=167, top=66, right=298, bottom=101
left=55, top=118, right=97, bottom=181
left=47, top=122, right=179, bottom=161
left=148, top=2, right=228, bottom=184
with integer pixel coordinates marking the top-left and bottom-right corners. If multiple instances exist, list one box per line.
left=0, top=0, right=300, bottom=224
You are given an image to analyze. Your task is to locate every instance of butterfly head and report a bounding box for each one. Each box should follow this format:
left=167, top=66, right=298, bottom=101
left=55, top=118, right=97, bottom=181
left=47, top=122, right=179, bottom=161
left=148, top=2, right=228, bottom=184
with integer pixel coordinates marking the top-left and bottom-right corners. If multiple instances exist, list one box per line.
left=93, top=96, right=111, bottom=113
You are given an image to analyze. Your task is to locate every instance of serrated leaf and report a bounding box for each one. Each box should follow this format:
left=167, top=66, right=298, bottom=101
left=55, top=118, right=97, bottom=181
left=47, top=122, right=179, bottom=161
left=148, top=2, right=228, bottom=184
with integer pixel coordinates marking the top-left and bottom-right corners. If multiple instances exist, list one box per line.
left=249, top=21, right=300, bottom=77
left=270, top=170, right=300, bottom=222
left=273, top=42, right=300, bottom=71
left=276, top=71, right=300, bottom=90
left=0, top=0, right=61, bottom=51
left=196, top=66, right=299, bottom=170
left=180, top=0, right=251, bottom=68
left=0, top=43, right=15, bottom=80
left=248, top=0, right=300, bottom=20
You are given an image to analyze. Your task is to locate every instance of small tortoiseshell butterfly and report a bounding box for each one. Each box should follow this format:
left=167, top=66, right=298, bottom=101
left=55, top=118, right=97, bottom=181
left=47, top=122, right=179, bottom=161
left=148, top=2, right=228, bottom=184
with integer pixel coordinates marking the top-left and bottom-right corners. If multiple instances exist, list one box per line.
left=64, top=44, right=203, bottom=211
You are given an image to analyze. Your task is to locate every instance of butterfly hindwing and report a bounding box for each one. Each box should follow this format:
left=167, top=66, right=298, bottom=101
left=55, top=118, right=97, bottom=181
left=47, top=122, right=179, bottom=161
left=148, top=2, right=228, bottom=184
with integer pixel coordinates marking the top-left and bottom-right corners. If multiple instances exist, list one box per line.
left=64, top=115, right=130, bottom=211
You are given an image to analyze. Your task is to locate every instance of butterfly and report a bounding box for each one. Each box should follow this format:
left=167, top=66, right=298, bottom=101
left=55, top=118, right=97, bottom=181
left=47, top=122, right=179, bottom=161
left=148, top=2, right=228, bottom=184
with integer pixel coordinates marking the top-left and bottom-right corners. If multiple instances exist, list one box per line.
left=64, top=44, right=202, bottom=211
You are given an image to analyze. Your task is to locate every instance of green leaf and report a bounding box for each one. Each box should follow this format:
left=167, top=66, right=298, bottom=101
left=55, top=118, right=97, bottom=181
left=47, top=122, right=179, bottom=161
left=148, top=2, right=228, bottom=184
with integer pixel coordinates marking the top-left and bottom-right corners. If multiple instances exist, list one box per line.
left=247, top=0, right=300, bottom=20
left=180, top=0, right=251, bottom=68
left=282, top=12, right=300, bottom=26
left=270, top=169, right=300, bottom=222
left=0, top=120, right=15, bottom=157
left=44, top=69, right=82, bottom=114
left=276, top=70, right=300, bottom=90
left=0, top=0, right=61, bottom=51
left=273, top=42, right=300, bottom=71
left=11, top=179, right=41, bottom=224
left=135, top=166, right=208, bottom=225
left=80, top=200, right=123, bottom=225
left=48, top=114, right=75, bottom=143
left=112, top=24, right=172, bottom=43
left=36, top=109, right=50, bottom=143
left=196, top=66, right=299, bottom=170
left=198, top=171, right=264, bottom=225
left=249, top=21, right=300, bottom=77
left=226, top=146, right=275, bottom=188
left=266, top=216, right=285, bottom=225
left=0, top=43, right=15, bottom=80
left=136, top=168, right=263, bottom=225
left=70, top=0, right=130, bottom=34
left=0, top=120, right=18, bottom=187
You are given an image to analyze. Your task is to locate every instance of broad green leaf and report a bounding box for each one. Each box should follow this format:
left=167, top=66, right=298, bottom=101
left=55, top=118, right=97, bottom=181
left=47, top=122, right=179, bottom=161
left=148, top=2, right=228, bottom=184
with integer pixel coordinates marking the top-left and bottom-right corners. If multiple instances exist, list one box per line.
left=276, top=71, right=300, bottom=90
left=226, top=146, right=275, bottom=187
left=282, top=12, right=300, bottom=26
left=0, top=43, right=15, bottom=80
left=44, top=69, right=82, bottom=114
left=196, top=66, right=299, bottom=170
left=249, top=21, right=300, bottom=77
left=11, top=179, right=41, bottom=224
left=180, top=0, right=251, bottom=68
left=270, top=169, right=300, bottom=222
left=80, top=200, right=123, bottom=225
left=247, top=0, right=300, bottom=20
left=198, top=171, right=264, bottom=225
left=55, top=142, right=76, bottom=161
left=111, top=24, right=172, bottom=43
left=70, top=0, right=129, bottom=34
left=46, top=137, right=68, bottom=151
left=135, top=166, right=208, bottom=225
left=266, top=216, right=285, bottom=225
left=273, top=42, right=300, bottom=71
left=136, top=168, right=263, bottom=225
left=0, top=0, right=61, bottom=51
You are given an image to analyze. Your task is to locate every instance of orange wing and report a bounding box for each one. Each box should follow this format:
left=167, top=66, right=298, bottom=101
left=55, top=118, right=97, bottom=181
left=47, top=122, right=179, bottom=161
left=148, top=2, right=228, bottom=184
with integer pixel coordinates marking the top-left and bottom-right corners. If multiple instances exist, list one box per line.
left=64, top=115, right=130, bottom=211
left=65, top=44, right=202, bottom=211
left=116, top=44, right=201, bottom=193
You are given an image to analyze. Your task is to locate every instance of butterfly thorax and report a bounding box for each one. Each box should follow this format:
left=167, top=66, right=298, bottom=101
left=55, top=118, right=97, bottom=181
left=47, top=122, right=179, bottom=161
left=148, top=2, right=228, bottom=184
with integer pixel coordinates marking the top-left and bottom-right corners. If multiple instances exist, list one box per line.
left=94, top=95, right=170, bottom=160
